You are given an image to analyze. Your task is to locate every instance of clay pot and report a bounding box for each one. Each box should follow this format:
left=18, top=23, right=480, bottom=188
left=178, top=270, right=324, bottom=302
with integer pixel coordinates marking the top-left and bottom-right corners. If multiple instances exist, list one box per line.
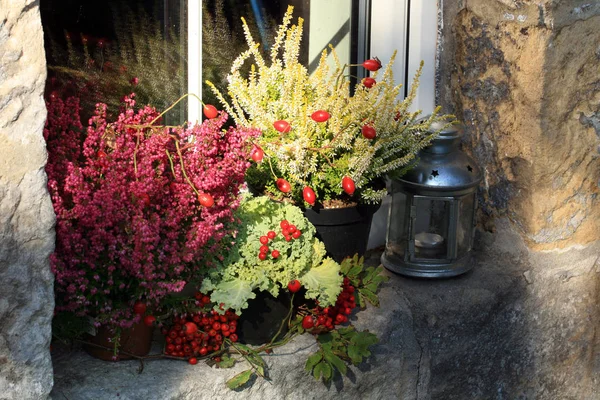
left=84, top=320, right=154, bottom=361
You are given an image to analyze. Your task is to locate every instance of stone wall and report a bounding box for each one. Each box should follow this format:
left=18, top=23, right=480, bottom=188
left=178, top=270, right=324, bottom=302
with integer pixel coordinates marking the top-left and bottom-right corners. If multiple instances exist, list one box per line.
left=0, top=1, right=55, bottom=399
left=437, top=0, right=600, bottom=250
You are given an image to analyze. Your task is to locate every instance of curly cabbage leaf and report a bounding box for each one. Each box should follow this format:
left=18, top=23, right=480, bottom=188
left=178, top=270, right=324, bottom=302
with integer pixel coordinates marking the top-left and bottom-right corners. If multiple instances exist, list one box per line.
left=299, top=258, right=342, bottom=307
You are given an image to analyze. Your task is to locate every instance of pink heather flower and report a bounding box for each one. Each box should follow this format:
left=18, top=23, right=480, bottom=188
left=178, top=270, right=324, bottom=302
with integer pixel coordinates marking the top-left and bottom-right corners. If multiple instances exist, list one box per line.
left=45, top=92, right=258, bottom=328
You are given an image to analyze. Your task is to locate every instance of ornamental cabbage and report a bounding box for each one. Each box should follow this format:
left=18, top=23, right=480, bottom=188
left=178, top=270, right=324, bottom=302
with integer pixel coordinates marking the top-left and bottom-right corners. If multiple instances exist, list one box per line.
left=201, top=196, right=343, bottom=314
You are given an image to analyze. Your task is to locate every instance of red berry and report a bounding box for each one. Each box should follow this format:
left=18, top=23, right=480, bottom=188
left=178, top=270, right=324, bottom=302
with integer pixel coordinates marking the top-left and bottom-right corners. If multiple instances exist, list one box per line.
left=200, top=347, right=208, bottom=356
left=273, top=120, right=291, bottom=133
left=362, top=58, right=382, bottom=71
left=260, top=236, right=269, bottom=245
left=202, top=295, right=211, bottom=304
left=143, top=315, right=156, bottom=327
left=302, top=315, right=314, bottom=329
left=198, top=193, right=214, bottom=207
left=271, top=250, right=280, bottom=259
left=133, top=301, right=146, bottom=315
left=230, top=334, right=238, bottom=342
left=97, top=150, right=108, bottom=168
left=267, top=230, right=277, bottom=239
left=212, top=322, right=221, bottom=331
left=311, top=110, right=330, bottom=123
left=203, top=104, right=218, bottom=119
left=288, top=279, right=301, bottom=293
left=138, top=193, right=150, bottom=207
left=251, top=145, right=264, bottom=163
left=362, top=77, right=376, bottom=88
left=280, top=220, right=289, bottom=229
left=284, top=235, right=292, bottom=242
left=302, top=186, right=316, bottom=205
left=361, top=125, right=376, bottom=140
left=292, top=230, right=301, bottom=239
left=276, top=178, right=291, bottom=193
left=394, top=111, right=402, bottom=121
left=342, top=176, right=356, bottom=195
left=260, top=245, right=269, bottom=253
left=288, top=225, right=297, bottom=234
left=188, top=357, right=198, bottom=365
left=184, top=322, right=198, bottom=335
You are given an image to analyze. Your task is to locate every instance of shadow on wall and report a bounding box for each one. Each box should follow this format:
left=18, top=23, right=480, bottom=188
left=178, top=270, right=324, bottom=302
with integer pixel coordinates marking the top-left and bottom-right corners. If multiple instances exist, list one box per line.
left=427, top=2, right=600, bottom=398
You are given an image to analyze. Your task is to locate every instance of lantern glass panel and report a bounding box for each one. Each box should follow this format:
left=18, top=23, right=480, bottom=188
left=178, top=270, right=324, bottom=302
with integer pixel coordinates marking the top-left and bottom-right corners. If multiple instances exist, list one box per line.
left=457, top=193, right=475, bottom=258
left=412, top=197, right=451, bottom=260
left=384, top=191, right=409, bottom=262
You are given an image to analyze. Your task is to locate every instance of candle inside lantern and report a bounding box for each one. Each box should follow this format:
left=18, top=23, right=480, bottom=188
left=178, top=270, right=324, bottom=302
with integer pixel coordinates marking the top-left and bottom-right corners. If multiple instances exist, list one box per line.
left=414, top=232, right=445, bottom=258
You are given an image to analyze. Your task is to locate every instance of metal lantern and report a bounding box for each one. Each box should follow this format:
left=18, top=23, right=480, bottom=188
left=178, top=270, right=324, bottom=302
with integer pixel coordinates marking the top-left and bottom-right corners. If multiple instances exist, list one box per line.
left=381, top=121, right=483, bottom=278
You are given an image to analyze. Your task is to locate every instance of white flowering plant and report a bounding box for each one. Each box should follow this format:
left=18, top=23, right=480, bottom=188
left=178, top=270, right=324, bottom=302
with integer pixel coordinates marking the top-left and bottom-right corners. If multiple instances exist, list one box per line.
left=207, top=5, right=453, bottom=207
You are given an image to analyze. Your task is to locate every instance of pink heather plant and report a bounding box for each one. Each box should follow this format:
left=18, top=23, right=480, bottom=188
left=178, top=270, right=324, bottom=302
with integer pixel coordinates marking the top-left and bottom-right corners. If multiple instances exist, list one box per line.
left=45, top=93, right=258, bottom=328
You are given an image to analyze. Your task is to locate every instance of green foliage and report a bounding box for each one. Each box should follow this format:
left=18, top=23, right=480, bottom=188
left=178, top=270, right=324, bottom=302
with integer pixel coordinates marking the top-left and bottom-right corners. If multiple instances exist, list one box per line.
left=226, top=369, right=254, bottom=390
left=305, top=326, right=379, bottom=382
left=201, top=195, right=343, bottom=314
left=340, top=255, right=390, bottom=308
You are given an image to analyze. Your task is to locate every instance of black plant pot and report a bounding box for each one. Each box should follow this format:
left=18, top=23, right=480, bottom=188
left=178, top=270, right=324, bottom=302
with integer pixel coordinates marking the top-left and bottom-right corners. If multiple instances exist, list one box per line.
left=303, top=203, right=380, bottom=263
left=237, top=290, right=294, bottom=345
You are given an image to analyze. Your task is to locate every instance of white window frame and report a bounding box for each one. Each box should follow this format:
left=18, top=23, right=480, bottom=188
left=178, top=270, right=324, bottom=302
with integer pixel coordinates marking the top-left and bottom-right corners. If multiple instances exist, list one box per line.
left=371, top=0, right=437, bottom=112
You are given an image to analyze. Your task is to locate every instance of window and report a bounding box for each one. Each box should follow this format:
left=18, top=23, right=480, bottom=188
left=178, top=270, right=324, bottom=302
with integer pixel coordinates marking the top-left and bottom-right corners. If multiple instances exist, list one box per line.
left=41, top=1, right=436, bottom=121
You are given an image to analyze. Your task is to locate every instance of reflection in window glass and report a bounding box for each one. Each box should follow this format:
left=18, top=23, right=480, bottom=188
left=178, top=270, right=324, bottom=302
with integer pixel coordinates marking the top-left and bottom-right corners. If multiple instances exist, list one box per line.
left=41, top=0, right=188, bottom=124
left=41, top=1, right=358, bottom=123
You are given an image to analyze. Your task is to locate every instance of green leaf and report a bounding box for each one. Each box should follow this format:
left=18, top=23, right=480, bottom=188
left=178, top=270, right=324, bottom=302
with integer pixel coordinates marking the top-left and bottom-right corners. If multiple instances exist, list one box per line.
left=337, top=326, right=356, bottom=338
left=218, top=355, right=237, bottom=368
left=347, top=345, right=363, bottom=365
left=313, top=361, right=325, bottom=380
left=209, top=279, right=256, bottom=315
left=348, top=331, right=379, bottom=365
left=359, top=288, right=379, bottom=306
left=364, top=282, right=380, bottom=293
left=226, top=369, right=254, bottom=390
left=255, top=364, right=266, bottom=378
left=347, top=262, right=363, bottom=278
left=324, top=352, right=347, bottom=375
left=305, top=352, right=323, bottom=372
left=300, top=258, right=343, bottom=307
left=313, top=360, right=333, bottom=381
left=317, top=332, right=334, bottom=345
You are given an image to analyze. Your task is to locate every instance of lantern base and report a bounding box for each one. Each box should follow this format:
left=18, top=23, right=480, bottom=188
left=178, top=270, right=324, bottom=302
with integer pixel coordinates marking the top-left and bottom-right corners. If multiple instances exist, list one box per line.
left=381, top=252, right=474, bottom=278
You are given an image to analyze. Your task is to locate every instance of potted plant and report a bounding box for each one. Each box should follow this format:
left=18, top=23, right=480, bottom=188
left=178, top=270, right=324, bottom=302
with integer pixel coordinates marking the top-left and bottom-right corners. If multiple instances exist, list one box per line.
left=155, top=194, right=389, bottom=388
left=45, top=93, right=258, bottom=359
left=206, top=5, right=453, bottom=260
left=198, top=195, right=342, bottom=341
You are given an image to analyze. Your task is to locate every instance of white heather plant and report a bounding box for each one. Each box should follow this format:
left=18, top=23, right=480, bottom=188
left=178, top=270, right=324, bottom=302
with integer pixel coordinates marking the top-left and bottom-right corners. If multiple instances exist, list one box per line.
left=207, top=5, right=453, bottom=207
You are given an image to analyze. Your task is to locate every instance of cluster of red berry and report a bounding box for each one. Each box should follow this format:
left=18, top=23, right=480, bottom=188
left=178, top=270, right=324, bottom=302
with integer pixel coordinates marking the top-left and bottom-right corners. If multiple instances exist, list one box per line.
left=301, top=277, right=357, bottom=331
left=257, top=219, right=303, bottom=261
left=161, top=293, right=239, bottom=365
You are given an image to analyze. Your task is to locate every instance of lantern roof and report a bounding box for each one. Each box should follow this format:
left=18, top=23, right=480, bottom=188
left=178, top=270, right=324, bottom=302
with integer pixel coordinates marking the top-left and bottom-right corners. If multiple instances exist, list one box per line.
left=397, top=122, right=483, bottom=194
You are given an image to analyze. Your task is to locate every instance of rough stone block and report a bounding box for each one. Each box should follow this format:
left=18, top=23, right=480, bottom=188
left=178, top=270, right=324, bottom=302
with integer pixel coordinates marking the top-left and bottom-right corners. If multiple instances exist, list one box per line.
left=0, top=1, right=55, bottom=399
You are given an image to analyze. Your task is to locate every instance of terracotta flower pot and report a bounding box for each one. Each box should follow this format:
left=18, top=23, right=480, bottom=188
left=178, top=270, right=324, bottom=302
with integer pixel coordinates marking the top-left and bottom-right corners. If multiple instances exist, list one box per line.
left=84, top=320, right=154, bottom=361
